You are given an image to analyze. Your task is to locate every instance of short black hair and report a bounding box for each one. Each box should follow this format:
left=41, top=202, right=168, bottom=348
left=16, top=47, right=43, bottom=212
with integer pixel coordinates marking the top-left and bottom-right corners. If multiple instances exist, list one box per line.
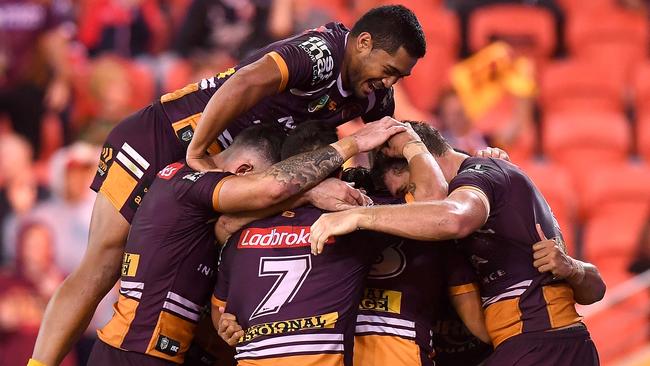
left=405, top=121, right=452, bottom=157
left=342, top=167, right=377, bottom=194
left=370, top=121, right=451, bottom=185
left=280, top=121, right=339, bottom=159
left=231, top=123, right=285, bottom=163
left=351, top=5, right=426, bottom=59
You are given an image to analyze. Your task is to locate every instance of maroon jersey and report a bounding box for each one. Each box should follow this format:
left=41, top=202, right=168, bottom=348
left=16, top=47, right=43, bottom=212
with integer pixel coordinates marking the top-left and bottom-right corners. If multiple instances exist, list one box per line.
left=354, top=240, right=478, bottom=366
left=160, top=22, right=395, bottom=150
left=97, top=161, right=233, bottom=364
left=448, top=157, right=582, bottom=348
left=213, top=205, right=395, bottom=366
left=91, top=22, right=394, bottom=223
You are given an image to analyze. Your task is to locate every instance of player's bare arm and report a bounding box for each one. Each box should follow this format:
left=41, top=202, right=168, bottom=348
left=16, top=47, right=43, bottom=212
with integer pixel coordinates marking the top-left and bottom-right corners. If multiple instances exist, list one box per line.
left=187, top=54, right=283, bottom=171
left=532, top=224, right=606, bottom=305
left=309, top=188, right=489, bottom=254
left=217, top=118, right=406, bottom=213
left=450, top=290, right=491, bottom=344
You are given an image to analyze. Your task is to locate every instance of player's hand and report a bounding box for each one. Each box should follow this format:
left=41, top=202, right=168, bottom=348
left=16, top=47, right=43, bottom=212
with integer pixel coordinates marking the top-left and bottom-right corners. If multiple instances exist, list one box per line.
left=382, top=123, right=421, bottom=158
left=532, top=224, right=575, bottom=280
left=351, top=117, right=407, bottom=152
left=217, top=308, right=244, bottom=346
left=475, top=147, right=510, bottom=161
left=309, top=210, right=363, bottom=255
left=305, top=178, right=372, bottom=211
left=186, top=154, right=219, bottom=172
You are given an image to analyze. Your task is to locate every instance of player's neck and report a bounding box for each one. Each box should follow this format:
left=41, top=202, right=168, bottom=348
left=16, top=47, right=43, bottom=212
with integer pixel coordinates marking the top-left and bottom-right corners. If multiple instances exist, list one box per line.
left=437, top=151, right=469, bottom=183
left=341, top=37, right=355, bottom=90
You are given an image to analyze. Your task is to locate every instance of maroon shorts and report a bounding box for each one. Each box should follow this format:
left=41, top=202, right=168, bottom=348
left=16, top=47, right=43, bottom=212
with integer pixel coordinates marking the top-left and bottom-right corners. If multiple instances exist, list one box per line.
left=484, top=326, right=599, bottom=366
left=87, top=340, right=177, bottom=366
left=90, top=102, right=185, bottom=223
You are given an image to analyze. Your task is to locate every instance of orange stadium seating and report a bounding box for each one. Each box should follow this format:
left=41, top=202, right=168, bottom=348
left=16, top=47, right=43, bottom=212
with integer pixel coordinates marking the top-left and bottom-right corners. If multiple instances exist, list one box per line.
left=540, top=60, right=627, bottom=114
left=520, top=161, right=578, bottom=256
left=467, top=4, right=556, bottom=66
left=396, top=1, right=459, bottom=111
left=566, top=6, right=648, bottom=82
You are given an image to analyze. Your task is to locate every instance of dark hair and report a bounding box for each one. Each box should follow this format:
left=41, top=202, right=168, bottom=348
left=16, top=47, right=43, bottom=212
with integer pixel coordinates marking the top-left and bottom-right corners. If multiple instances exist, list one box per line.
left=405, top=121, right=452, bottom=157
left=370, top=121, right=451, bottom=185
left=280, top=121, right=339, bottom=159
left=231, top=124, right=285, bottom=163
left=351, top=5, right=426, bottom=59
left=342, top=167, right=376, bottom=194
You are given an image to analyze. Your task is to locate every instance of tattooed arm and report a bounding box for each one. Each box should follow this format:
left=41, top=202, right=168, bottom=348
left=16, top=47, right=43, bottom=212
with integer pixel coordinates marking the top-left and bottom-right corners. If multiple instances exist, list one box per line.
left=216, top=117, right=406, bottom=213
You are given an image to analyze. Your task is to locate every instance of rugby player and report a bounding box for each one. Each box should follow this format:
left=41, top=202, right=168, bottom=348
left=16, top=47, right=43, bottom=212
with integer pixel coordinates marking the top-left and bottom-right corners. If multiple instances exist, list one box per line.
left=309, top=123, right=607, bottom=366
left=30, top=5, right=426, bottom=365
left=84, top=118, right=404, bottom=366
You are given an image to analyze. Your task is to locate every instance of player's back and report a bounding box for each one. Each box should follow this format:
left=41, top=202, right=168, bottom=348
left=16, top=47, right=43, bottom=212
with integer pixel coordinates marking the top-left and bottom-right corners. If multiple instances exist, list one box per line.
left=355, top=239, right=479, bottom=366
left=213, top=205, right=395, bottom=366
left=96, top=161, right=232, bottom=364
left=449, top=157, right=581, bottom=347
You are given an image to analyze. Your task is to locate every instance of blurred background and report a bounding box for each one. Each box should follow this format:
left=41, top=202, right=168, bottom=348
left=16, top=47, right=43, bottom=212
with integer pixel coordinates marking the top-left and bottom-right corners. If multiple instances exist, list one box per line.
left=1, top=0, right=649, bottom=365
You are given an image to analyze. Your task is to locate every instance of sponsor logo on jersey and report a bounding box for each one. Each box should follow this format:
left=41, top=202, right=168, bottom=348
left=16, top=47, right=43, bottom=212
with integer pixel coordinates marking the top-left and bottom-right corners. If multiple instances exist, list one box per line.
left=155, top=334, right=181, bottom=356
left=241, top=312, right=338, bottom=343
left=237, top=226, right=334, bottom=249
left=183, top=171, right=205, bottom=182
left=121, top=253, right=140, bottom=277
left=308, top=94, right=330, bottom=112
left=298, top=36, right=334, bottom=85
left=157, top=162, right=183, bottom=180
left=359, top=288, right=402, bottom=314
left=97, top=145, right=113, bottom=177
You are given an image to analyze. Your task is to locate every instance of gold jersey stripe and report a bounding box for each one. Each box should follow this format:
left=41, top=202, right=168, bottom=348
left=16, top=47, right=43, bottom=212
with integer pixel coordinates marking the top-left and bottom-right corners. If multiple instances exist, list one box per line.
left=267, top=52, right=289, bottom=92
left=97, top=295, right=140, bottom=348
left=212, top=175, right=235, bottom=212
left=99, top=163, right=138, bottom=212
left=542, top=284, right=582, bottom=329
left=449, top=282, right=480, bottom=296
left=160, top=83, right=199, bottom=103
left=145, top=310, right=197, bottom=363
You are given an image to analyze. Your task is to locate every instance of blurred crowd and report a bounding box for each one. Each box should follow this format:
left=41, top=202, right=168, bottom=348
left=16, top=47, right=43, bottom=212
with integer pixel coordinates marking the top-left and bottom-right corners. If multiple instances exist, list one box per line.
left=2, top=0, right=650, bottom=364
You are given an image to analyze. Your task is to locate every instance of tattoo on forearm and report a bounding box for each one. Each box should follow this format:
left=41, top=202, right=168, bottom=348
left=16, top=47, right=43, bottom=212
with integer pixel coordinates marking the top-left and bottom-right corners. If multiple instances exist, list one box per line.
left=264, top=146, right=344, bottom=194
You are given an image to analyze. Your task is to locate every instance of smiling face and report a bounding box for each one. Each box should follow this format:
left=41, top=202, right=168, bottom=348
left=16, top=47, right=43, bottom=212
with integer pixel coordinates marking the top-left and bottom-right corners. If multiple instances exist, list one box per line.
left=346, top=33, right=418, bottom=98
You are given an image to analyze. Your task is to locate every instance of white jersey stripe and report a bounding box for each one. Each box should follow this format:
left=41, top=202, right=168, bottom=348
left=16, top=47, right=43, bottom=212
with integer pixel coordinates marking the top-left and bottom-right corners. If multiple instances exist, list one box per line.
left=236, top=343, right=343, bottom=359
left=119, top=289, right=142, bottom=299
left=163, top=301, right=200, bottom=321
left=356, top=314, right=415, bottom=329
left=482, top=289, right=526, bottom=306
left=355, top=324, right=416, bottom=338
left=120, top=281, right=144, bottom=290
left=121, top=142, right=150, bottom=169
left=236, top=333, right=343, bottom=352
left=116, top=152, right=144, bottom=179
left=506, top=280, right=532, bottom=290
left=166, top=292, right=202, bottom=312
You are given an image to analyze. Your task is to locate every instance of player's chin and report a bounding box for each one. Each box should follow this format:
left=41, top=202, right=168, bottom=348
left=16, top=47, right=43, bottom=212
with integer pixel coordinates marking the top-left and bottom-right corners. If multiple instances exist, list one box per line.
left=356, top=83, right=372, bottom=98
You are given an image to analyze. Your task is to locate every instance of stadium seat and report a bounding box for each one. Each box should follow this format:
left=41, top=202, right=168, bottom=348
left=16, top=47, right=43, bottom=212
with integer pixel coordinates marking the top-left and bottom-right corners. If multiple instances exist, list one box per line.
left=633, top=62, right=650, bottom=116
left=542, top=111, right=631, bottom=176
left=520, top=160, right=578, bottom=255
left=540, top=60, right=627, bottom=114
left=637, top=113, right=650, bottom=161
left=397, top=1, right=459, bottom=111
left=580, top=162, right=650, bottom=266
left=162, top=58, right=194, bottom=94
left=467, top=4, right=556, bottom=66
left=566, top=7, right=648, bottom=82
left=127, top=61, right=156, bottom=110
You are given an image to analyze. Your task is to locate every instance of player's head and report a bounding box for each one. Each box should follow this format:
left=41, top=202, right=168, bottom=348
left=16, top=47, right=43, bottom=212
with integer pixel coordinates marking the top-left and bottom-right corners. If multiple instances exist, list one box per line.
left=372, top=121, right=452, bottom=197
left=220, top=124, right=285, bottom=175
left=280, top=121, right=339, bottom=159
left=346, top=5, right=425, bottom=98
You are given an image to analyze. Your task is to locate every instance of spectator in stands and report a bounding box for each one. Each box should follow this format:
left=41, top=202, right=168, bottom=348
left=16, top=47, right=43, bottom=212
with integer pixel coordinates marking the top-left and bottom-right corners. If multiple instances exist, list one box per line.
left=0, top=0, right=74, bottom=158
left=173, top=0, right=272, bottom=61
left=0, top=134, right=49, bottom=263
left=0, top=221, right=74, bottom=366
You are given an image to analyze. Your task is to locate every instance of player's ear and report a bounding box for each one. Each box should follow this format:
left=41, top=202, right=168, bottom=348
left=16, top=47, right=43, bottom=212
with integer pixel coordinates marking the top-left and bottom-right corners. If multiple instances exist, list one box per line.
left=356, top=32, right=373, bottom=53
left=235, top=163, right=253, bottom=176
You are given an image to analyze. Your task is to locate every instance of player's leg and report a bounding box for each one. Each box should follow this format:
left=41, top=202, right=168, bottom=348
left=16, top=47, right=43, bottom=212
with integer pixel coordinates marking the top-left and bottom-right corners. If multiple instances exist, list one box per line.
left=31, top=193, right=129, bottom=365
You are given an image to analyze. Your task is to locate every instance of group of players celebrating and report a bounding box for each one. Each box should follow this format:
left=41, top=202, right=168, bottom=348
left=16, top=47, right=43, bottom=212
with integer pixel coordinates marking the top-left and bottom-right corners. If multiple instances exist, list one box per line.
left=27, top=4, right=606, bottom=366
